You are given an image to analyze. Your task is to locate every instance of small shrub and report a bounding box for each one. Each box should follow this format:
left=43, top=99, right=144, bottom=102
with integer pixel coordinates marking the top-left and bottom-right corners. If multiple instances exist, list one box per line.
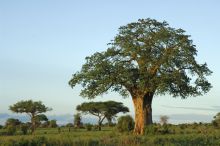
left=145, top=124, right=158, bottom=135
left=85, top=123, right=93, bottom=131
left=117, top=115, right=134, bottom=132
left=212, top=120, right=219, bottom=128
left=74, top=113, right=82, bottom=128
left=66, top=123, right=74, bottom=127
left=93, top=125, right=99, bottom=131
left=49, top=120, right=58, bottom=128
left=158, top=124, right=170, bottom=134
left=30, top=136, right=47, bottom=145
left=20, top=123, right=29, bottom=135
left=58, top=127, right=61, bottom=133
left=179, top=124, right=186, bottom=129
left=6, top=125, right=16, bottom=135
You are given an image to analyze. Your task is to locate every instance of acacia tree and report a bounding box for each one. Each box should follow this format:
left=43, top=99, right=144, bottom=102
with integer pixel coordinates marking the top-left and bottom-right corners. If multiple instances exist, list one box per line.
left=69, top=18, right=212, bottom=134
left=5, top=118, right=21, bottom=127
left=76, top=101, right=129, bottom=130
left=35, top=114, right=48, bottom=127
left=73, top=113, right=82, bottom=128
left=9, top=100, right=51, bottom=134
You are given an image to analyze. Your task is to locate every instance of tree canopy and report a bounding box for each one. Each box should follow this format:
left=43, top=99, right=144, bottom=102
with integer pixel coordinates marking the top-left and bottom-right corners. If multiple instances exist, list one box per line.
left=76, top=101, right=129, bottom=130
left=69, top=18, right=212, bottom=134
left=69, top=19, right=212, bottom=99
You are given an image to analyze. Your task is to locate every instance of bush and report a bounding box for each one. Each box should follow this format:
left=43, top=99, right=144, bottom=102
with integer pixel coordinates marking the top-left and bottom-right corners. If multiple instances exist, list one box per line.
left=6, top=125, right=16, bottom=135
left=0, top=125, right=3, bottom=129
left=117, top=115, right=134, bottom=132
left=85, top=123, right=93, bottom=131
left=49, top=120, right=58, bottom=128
left=74, top=113, right=82, bottom=128
left=212, top=120, right=219, bottom=128
left=93, top=125, right=99, bottom=131
left=66, top=123, right=74, bottom=127
left=5, top=118, right=21, bottom=127
left=20, top=123, right=29, bottom=135
left=145, top=124, right=158, bottom=135
left=157, top=124, right=170, bottom=134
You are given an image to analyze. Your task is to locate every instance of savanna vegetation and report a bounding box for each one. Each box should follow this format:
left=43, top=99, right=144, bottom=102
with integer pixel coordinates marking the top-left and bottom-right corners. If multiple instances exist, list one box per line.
left=0, top=116, right=220, bottom=146
left=0, top=18, right=217, bottom=145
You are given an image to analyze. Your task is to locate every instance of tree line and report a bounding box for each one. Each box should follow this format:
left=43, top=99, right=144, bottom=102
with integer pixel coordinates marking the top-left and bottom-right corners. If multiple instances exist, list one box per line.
left=1, top=99, right=130, bottom=135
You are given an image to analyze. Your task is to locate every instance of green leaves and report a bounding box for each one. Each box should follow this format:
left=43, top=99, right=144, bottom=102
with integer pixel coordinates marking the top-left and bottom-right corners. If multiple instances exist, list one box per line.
left=76, top=101, right=129, bottom=119
left=9, top=100, right=52, bottom=114
left=69, top=18, right=212, bottom=99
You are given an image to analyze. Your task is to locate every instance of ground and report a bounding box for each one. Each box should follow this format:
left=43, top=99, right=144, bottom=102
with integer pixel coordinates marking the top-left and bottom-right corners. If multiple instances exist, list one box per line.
left=0, top=124, right=220, bottom=146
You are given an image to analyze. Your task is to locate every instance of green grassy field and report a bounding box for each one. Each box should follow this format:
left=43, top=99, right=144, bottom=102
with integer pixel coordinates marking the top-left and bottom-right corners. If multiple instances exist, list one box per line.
left=0, top=124, right=220, bottom=146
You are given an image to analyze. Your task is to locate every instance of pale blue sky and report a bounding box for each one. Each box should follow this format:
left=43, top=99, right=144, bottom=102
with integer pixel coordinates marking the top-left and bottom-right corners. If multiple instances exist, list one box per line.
left=0, top=0, right=220, bottom=123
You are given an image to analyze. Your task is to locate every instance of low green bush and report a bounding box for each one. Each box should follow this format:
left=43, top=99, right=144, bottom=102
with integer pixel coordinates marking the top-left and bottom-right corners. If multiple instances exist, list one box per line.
left=6, top=125, right=16, bottom=135
left=20, top=124, right=29, bottom=135
left=85, top=123, right=93, bottom=131
left=117, top=115, right=134, bottom=132
left=145, top=124, right=158, bottom=135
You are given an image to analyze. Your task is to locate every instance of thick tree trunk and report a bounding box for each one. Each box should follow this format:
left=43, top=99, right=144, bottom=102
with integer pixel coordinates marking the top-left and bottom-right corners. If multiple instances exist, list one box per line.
left=132, top=93, right=153, bottom=135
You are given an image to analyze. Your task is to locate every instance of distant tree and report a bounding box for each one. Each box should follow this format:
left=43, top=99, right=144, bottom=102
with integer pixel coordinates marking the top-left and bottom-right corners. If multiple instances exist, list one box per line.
left=73, top=113, right=82, bottom=128
left=160, top=115, right=169, bottom=125
left=5, top=118, right=21, bottom=127
left=214, top=112, right=220, bottom=121
left=4, top=118, right=21, bottom=135
left=65, top=123, right=74, bottom=127
left=35, top=114, right=48, bottom=127
left=69, top=18, right=212, bottom=134
left=85, top=123, right=93, bottom=131
left=49, top=120, right=58, bottom=128
left=40, top=121, right=49, bottom=128
left=76, top=101, right=129, bottom=130
left=9, top=100, right=51, bottom=134
left=104, top=101, right=130, bottom=126
left=212, top=112, right=220, bottom=128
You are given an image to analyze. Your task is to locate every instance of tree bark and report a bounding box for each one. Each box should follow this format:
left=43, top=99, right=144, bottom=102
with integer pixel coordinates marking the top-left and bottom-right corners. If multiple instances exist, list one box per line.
left=132, top=92, right=153, bottom=135
left=98, top=121, right=101, bottom=131
left=31, top=116, right=35, bottom=134
left=31, top=114, right=36, bottom=134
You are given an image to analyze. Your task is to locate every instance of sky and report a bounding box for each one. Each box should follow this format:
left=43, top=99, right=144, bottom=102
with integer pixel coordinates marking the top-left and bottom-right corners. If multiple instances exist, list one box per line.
left=0, top=0, right=220, bottom=124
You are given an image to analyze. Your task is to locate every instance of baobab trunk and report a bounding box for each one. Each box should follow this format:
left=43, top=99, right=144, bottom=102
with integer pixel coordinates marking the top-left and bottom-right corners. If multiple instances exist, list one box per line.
left=132, top=93, right=153, bottom=135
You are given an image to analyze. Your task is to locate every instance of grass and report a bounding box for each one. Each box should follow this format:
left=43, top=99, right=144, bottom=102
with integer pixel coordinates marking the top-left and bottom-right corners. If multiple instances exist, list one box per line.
left=0, top=125, right=220, bottom=146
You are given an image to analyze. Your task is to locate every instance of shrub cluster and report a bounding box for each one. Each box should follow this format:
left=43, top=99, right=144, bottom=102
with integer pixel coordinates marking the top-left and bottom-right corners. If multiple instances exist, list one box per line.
left=117, top=115, right=134, bottom=132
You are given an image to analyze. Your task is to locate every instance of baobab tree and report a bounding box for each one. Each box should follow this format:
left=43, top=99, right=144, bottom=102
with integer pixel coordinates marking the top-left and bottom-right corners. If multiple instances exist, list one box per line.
left=69, top=18, right=212, bottom=134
